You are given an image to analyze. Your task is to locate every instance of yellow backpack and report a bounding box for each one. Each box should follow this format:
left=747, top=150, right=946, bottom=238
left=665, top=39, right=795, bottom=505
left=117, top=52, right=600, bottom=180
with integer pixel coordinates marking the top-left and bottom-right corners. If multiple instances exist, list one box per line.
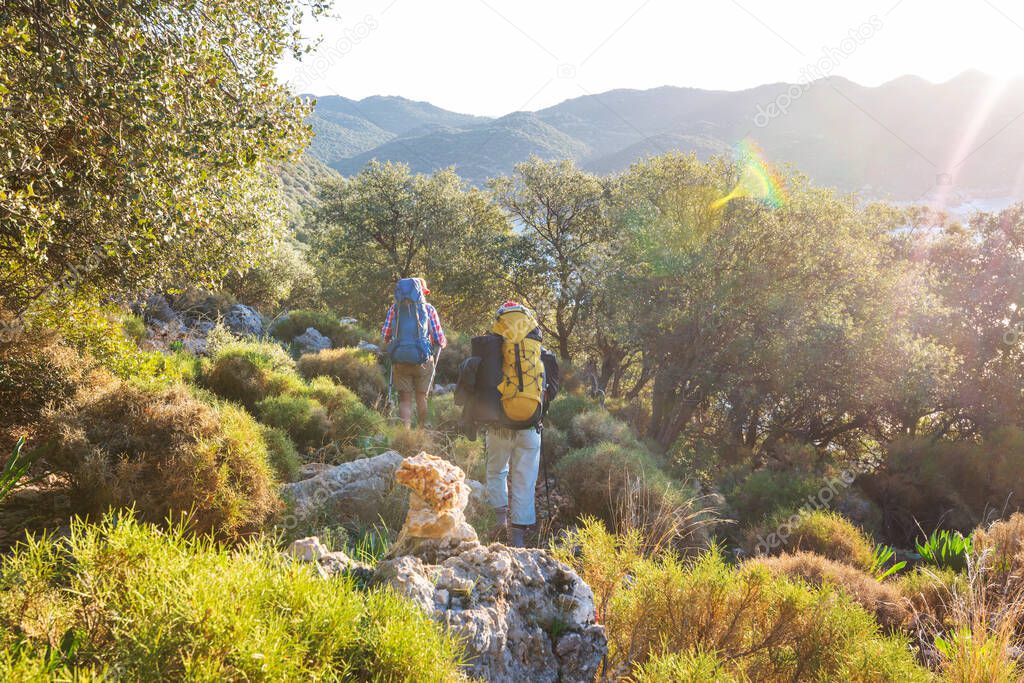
left=491, top=305, right=544, bottom=427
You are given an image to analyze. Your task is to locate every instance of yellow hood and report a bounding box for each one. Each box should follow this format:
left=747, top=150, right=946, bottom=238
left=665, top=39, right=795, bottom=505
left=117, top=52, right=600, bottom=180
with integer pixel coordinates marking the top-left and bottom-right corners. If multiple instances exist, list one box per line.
left=491, top=308, right=537, bottom=343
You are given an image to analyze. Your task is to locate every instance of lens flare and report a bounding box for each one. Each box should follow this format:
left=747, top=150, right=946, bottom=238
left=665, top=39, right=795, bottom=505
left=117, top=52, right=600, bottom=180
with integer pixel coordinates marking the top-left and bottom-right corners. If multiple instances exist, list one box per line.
left=711, top=138, right=786, bottom=209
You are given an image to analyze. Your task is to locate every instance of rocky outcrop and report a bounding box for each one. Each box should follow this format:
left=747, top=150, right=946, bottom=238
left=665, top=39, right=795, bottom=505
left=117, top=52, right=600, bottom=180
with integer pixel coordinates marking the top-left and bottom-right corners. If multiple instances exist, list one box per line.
left=223, top=304, right=264, bottom=337
left=293, top=327, right=332, bottom=355
left=374, top=452, right=606, bottom=683
left=280, top=450, right=407, bottom=526
left=393, top=452, right=477, bottom=546
left=375, top=542, right=606, bottom=683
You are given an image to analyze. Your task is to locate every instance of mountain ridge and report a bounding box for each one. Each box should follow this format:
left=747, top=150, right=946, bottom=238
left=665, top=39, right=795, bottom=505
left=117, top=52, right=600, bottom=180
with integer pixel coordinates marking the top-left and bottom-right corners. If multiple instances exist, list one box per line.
left=303, top=72, right=1024, bottom=200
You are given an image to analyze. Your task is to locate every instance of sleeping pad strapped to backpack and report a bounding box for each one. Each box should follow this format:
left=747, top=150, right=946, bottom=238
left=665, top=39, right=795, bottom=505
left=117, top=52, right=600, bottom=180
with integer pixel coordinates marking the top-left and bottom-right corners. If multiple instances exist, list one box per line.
left=388, top=278, right=432, bottom=365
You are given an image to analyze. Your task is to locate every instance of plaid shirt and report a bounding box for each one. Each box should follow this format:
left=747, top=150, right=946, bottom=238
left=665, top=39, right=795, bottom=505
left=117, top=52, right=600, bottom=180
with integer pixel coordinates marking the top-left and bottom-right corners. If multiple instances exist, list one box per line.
left=381, top=302, right=446, bottom=349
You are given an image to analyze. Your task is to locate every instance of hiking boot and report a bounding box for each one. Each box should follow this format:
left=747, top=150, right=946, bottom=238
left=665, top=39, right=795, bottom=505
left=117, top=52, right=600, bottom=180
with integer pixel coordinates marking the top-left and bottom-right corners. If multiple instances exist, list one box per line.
left=509, top=524, right=529, bottom=548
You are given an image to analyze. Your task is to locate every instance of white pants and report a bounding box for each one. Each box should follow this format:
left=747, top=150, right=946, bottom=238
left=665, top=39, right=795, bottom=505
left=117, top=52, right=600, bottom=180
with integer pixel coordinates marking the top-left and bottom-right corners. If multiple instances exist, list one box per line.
left=485, top=427, right=541, bottom=526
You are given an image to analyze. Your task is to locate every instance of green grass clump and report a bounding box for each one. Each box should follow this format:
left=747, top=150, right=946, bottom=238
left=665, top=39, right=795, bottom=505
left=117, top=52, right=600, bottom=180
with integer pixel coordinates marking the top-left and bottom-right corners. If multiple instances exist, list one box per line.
left=256, top=394, right=332, bottom=451
left=297, top=348, right=386, bottom=408
left=0, top=514, right=463, bottom=681
left=634, top=649, right=738, bottom=682
left=200, top=340, right=300, bottom=409
left=260, top=426, right=301, bottom=482
left=306, top=377, right=384, bottom=448
left=554, top=518, right=931, bottom=682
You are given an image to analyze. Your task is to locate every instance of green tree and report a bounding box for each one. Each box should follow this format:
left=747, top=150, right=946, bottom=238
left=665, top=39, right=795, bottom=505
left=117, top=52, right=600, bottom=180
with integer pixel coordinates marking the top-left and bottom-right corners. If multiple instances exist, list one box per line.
left=0, top=0, right=323, bottom=314
left=309, top=161, right=510, bottom=332
left=490, top=157, right=612, bottom=362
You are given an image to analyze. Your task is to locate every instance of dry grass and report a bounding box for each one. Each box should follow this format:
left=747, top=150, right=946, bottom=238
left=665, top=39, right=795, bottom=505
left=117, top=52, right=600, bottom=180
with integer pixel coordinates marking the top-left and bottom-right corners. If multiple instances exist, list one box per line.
left=928, top=551, right=1024, bottom=682
left=747, top=551, right=912, bottom=631
left=610, top=472, right=718, bottom=557
left=744, top=510, right=876, bottom=571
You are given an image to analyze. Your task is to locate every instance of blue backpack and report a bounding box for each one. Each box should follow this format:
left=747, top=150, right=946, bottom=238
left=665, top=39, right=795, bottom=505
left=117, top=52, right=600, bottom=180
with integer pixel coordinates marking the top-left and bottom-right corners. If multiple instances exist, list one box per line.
left=388, top=278, right=432, bottom=365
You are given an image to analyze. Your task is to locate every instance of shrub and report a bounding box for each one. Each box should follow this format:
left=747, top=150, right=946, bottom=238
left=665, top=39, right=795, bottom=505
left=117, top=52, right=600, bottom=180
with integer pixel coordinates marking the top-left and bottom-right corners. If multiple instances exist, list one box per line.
left=297, top=348, right=386, bottom=408
left=0, top=513, right=463, bottom=681
left=0, top=333, right=93, bottom=434
left=726, top=468, right=822, bottom=526
left=747, top=551, right=912, bottom=631
left=255, top=394, right=331, bottom=451
left=41, top=380, right=280, bottom=537
left=545, top=394, right=598, bottom=432
left=556, top=442, right=670, bottom=525
left=540, top=425, right=570, bottom=465
left=305, top=377, right=384, bottom=447
left=860, top=428, right=1024, bottom=544
left=568, top=409, right=636, bottom=449
left=261, top=426, right=301, bottom=482
left=744, top=510, right=876, bottom=571
left=201, top=340, right=300, bottom=409
left=33, top=300, right=168, bottom=379
left=270, top=310, right=372, bottom=348
left=553, top=519, right=931, bottom=681
left=557, top=443, right=710, bottom=553
left=634, top=650, right=738, bottom=682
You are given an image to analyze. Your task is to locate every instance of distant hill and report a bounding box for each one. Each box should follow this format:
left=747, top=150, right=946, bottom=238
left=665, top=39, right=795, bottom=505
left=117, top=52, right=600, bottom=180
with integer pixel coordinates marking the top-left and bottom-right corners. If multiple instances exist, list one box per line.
left=303, top=72, right=1024, bottom=200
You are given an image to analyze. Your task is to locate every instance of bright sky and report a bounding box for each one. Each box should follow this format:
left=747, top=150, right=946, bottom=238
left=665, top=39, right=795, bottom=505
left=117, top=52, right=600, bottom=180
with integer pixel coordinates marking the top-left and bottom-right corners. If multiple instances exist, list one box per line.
left=277, top=0, right=1024, bottom=117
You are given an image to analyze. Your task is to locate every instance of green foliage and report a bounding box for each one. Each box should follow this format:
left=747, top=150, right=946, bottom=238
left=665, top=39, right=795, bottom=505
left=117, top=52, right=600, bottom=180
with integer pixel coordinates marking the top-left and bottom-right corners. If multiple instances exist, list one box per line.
left=297, top=348, right=386, bottom=408
left=305, top=377, right=384, bottom=448
left=0, top=513, right=463, bottom=681
left=260, top=426, right=301, bottom=482
left=201, top=340, right=301, bottom=409
left=869, top=544, right=907, bottom=581
left=256, top=394, right=331, bottom=451
left=0, top=438, right=37, bottom=503
left=568, top=408, right=637, bottom=449
left=726, top=469, right=822, bottom=526
left=221, top=239, right=321, bottom=312
left=862, top=429, right=1024, bottom=544
left=309, top=161, right=510, bottom=331
left=554, top=518, right=931, bottom=681
left=916, top=529, right=973, bottom=573
left=545, top=394, right=598, bottom=432
left=41, top=379, right=280, bottom=537
left=1, top=0, right=319, bottom=314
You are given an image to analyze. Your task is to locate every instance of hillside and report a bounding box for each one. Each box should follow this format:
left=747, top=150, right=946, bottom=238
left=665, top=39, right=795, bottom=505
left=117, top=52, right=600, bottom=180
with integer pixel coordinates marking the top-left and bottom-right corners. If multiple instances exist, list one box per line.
left=306, top=72, right=1024, bottom=199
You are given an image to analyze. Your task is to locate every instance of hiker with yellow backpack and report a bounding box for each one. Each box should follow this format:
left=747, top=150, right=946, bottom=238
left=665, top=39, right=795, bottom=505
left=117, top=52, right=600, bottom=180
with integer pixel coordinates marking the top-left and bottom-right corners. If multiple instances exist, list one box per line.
left=454, top=300, right=559, bottom=547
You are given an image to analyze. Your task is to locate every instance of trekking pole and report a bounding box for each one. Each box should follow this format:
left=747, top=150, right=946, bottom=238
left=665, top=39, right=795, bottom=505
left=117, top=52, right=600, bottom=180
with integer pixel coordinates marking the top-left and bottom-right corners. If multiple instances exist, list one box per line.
left=425, top=347, right=442, bottom=399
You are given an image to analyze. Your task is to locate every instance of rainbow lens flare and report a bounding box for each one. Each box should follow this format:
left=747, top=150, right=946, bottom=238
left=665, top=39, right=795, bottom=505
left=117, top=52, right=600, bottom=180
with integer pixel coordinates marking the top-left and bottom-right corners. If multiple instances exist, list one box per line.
left=711, top=139, right=787, bottom=209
